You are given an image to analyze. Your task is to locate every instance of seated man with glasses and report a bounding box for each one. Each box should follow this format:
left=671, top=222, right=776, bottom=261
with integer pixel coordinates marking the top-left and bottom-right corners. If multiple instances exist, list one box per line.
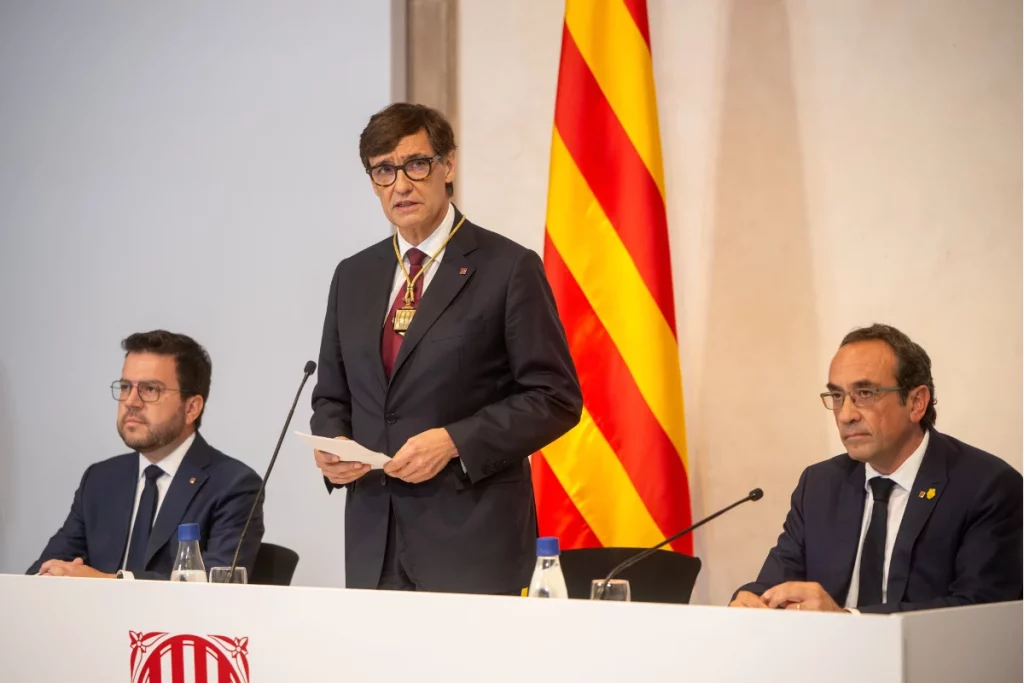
left=730, top=323, right=1022, bottom=613
left=27, top=330, right=264, bottom=580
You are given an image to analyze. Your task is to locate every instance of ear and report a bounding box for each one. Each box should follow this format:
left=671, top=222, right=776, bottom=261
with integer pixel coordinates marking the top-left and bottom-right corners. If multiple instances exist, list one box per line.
left=907, top=386, right=930, bottom=424
left=184, top=395, right=204, bottom=427
left=443, top=150, right=457, bottom=184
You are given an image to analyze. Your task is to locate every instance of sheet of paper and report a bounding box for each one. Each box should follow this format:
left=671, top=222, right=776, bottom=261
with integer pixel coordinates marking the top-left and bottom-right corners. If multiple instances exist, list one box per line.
left=294, top=432, right=392, bottom=469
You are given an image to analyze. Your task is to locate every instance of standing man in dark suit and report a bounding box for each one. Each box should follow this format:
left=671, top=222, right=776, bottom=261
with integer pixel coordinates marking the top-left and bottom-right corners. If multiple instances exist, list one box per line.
left=28, top=330, right=264, bottom=580
left=731, top=324, right=1022, bottom=613
left=311, top=103, right=582, bottom=594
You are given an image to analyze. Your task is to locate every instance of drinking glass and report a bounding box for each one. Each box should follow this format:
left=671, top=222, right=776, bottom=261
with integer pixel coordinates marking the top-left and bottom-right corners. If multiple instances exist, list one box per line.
left=209, top=566, right=247, bottom=584
left=590, top=578, right=631, bottom=601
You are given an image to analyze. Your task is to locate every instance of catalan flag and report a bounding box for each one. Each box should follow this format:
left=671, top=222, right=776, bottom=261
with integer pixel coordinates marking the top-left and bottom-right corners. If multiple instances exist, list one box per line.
left=533, top=0, right=692, bottom=554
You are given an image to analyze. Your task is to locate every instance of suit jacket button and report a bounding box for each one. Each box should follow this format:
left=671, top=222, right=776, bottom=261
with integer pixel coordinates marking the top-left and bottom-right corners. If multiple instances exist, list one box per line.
left=380, top=474, right=388, bottom=486
left=385, top=413, right=397, bottom=424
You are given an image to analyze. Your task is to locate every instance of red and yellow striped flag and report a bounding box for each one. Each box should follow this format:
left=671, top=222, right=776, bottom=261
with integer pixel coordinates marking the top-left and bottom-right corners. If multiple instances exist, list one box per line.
left=533, top=0, right=692, bottom=554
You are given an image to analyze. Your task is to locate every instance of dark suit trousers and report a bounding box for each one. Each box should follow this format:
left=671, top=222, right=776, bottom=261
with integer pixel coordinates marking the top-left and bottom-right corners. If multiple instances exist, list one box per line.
left=377, top=500, right=418, bottom=591
left=376, top=499, right=524, bottom=596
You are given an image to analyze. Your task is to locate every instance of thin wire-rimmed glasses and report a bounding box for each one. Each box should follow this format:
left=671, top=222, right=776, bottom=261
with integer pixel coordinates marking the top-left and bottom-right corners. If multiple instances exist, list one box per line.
left=820, top=386, right=901, bottom=411
left=368, top=155, right=443, bottom=187
left=110, top=380, right=187, bottom=403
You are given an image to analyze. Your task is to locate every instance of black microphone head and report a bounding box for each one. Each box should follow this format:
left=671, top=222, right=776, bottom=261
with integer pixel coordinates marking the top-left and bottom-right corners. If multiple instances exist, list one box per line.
left=304, top=360, right=317, bottom=375
left=749, top=488, right=764, bottom=501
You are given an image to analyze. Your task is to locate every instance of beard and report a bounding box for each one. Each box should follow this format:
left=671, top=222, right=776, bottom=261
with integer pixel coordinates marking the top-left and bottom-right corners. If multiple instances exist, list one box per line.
left=118, top=405, right=187, bottom=452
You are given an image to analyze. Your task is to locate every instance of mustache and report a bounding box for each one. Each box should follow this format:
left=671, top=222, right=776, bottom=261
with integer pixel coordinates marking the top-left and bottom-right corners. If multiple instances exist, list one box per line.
left=122, top=410, right=148, bottom=425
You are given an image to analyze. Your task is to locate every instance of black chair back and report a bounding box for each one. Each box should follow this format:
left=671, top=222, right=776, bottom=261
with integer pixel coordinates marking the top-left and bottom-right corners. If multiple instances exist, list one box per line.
left=559, top=547, right=701, bottom=604
left=250, top=542, right=299, bottom=586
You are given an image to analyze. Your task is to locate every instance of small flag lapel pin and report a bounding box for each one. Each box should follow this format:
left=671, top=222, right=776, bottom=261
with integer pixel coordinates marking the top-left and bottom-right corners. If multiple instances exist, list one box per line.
left=459, top=267, right=468, bottom=275
left=189, top=477, right=196, bottom=484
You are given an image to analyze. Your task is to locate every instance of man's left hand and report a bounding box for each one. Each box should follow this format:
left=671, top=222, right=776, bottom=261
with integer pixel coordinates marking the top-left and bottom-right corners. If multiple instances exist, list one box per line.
left=39, top=557, right=115, bottom=579
left=384, top=428, right=459, bottom=484
left=761, top=581, right=847, bottom=612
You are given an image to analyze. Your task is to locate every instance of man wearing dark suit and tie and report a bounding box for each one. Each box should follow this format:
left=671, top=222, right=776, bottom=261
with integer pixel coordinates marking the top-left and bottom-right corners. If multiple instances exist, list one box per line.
left=28, top=330, right=264, bottom=580
left=310, top=103, right=582, bottom=594
left=731, top=324, right=1022, bottom=613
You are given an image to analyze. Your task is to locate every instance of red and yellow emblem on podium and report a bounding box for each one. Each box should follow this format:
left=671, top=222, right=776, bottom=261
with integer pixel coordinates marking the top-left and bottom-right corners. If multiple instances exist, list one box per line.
left=130, top=631, right=249, bottom=683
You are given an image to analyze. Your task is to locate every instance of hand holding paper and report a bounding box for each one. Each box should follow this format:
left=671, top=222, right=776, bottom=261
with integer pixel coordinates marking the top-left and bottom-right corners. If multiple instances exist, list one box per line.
left=296, top=432, right=392, bottom=469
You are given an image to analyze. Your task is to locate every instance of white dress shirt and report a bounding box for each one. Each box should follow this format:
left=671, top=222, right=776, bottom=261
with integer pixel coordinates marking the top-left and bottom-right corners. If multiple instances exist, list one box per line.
left=844, top=430, right=930, bottom=609
left=383, top=202, right=455, bottom=325
left=121, top=432, right=195, bottom=570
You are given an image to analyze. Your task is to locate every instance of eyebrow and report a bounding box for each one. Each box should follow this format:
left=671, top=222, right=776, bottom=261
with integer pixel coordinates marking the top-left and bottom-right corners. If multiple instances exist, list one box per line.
left=370, top=152, right=434, bottom=168
left=825, top=379, right=878, bottom=391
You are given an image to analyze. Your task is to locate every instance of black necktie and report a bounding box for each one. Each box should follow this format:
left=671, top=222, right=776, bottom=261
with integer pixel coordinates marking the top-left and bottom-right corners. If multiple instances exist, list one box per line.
left=857, top=477, right=897, bottom=608
left=125, top=464, right=164, bottom=573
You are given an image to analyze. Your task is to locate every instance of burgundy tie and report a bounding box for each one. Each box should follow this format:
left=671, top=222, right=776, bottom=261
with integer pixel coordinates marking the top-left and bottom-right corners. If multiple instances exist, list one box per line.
left=382, top=248, right=426, bottom=378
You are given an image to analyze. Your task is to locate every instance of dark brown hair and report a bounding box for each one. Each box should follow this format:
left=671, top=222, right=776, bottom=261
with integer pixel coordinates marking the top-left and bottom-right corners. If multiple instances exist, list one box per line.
left=359, top=102, right=457, bottom=197
left=840, top=323, right=937, bottom=431
left=122, top=330, right=212, bottom=429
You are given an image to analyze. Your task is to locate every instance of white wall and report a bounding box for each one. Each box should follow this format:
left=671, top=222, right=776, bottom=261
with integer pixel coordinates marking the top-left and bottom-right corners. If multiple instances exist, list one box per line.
left=0, top=1, right=396, bottom=585
left=458, top=0, right=1022, bottom=605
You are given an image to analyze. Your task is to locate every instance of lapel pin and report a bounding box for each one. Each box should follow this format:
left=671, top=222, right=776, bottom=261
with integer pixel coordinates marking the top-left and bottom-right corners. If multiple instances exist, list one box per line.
left=459, top=268, right=468, bottom=275
left=189, top=477, right=196, bottom=484
left=918, top=491, right=925, bottom=498
left=926, top=487, right=936, bottom=500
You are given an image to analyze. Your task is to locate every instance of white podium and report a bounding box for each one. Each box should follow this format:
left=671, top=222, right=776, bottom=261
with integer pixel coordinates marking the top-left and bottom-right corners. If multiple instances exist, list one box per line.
left=0, top=574, right=1019, bottom=682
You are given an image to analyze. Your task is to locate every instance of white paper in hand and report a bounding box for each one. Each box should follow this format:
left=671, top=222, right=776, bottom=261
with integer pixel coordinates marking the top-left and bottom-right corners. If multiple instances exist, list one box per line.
left=295, top=432, right=392, bottom=469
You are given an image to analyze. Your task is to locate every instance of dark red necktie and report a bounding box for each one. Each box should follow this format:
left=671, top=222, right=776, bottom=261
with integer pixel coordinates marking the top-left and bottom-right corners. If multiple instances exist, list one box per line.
left=381, top=248, right=426, bottom=378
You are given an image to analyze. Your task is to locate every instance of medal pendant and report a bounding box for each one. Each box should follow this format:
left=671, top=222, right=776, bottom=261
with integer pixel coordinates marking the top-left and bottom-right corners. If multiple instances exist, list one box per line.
left=393, top=306, right=415, bottom=336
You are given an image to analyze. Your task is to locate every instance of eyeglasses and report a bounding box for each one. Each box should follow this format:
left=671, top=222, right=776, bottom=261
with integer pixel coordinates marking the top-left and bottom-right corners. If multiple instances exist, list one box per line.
left=111, top=380, right=188, bottom=403
left=368, top=155, right=443, bottom=187
left=820, top=386, right=901, bottom=411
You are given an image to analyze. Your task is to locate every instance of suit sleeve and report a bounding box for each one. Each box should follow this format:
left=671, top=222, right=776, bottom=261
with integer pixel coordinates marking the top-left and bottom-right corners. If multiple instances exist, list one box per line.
left=732, top=468, right=810, bottom=601
left=310, top=262, right=354, bottom=493
left=186, top=466, right=265, bottom=579
left=26, top=465, right=94, bottom=574
left=446, top=249, right=583, bottom=484
left=859, top=466, right=1023, bottom=614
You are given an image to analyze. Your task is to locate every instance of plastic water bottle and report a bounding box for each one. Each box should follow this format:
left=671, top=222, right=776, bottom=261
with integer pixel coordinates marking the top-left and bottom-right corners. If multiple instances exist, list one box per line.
left=527, top=536, right=568, bottom=598
left=169, top=523, right=207, bottom=582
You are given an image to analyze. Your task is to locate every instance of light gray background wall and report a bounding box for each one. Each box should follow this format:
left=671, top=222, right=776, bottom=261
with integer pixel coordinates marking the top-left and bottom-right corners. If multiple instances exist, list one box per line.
left=0, top=1, right=396, bottom=585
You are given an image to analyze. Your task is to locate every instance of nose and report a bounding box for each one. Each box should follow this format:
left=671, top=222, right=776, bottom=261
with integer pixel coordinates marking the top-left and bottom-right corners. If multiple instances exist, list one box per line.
left=837, top=393, right=861, bottom=425
left=393, top=169, right=413, bottom=195
left=124, top=385, right=145, bottom=408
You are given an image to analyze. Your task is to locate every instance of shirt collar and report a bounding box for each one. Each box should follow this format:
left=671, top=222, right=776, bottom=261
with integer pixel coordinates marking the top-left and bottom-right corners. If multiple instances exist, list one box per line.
left=394, top=202, right=455, bottom=264
left=865, top=429, right=930, bottom=493
left=137, top=431, right=196, bottom=482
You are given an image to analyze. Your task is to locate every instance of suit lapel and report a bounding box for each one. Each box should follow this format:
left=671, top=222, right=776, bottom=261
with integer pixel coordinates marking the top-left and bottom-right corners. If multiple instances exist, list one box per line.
left=886, top=434, right=947, bottom=603
left=829, top=462, right=867, bottom=604
left=367, top=239, right=398, bottom=393
left=390, top=218, right=478, bottom=382
left=112, top=455, right=141, bottom=567
left=145, top=435, right=211, bottom=566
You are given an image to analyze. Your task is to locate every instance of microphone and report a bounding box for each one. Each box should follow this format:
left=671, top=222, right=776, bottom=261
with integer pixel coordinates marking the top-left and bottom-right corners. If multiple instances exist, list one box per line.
left=595, top=488, right=763, bottom=599
left=227, top=360, right=317, bottom=582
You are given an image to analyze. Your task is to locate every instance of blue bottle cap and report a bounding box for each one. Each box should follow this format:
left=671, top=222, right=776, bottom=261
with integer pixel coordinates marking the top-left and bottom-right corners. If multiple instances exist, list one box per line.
left=536, top=536, right=560, bottom=557
left=178, top=523, right=200, bottom=542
